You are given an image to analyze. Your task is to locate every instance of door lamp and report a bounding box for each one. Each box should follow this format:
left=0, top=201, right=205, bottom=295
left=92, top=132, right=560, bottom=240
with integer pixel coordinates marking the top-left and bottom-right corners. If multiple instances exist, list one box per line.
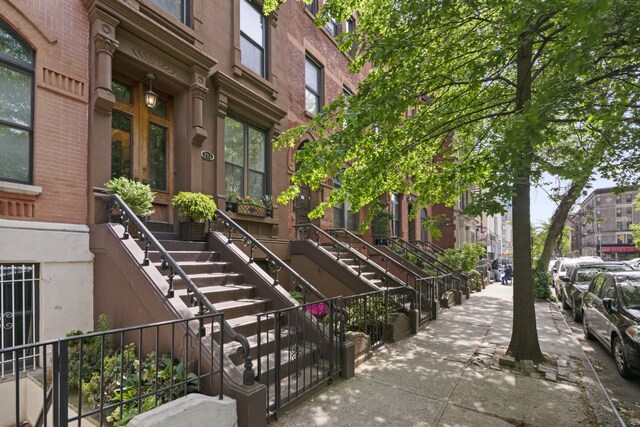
left=144, top=73, right=158, bottom=109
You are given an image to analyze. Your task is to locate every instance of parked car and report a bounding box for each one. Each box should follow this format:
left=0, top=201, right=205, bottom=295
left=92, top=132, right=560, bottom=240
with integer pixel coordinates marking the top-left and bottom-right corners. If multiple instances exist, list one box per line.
left=560, top=262, right=632, bottom=321
left=582, top=271, right=640, bottom=378
left=623, top=258, right=640, bottom=270
left=552, top=256, right=603, bottom=297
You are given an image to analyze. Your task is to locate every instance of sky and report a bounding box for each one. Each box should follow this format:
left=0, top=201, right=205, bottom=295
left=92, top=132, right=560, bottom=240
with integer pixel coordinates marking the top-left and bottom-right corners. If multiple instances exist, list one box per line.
left=529, top=175, right=617, bottom=225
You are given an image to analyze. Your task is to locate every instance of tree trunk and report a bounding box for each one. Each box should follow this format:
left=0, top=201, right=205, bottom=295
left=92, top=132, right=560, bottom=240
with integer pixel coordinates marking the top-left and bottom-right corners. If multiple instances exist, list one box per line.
left=507, top=29, right=543, bottom=363
left=537, top=177, right=587, bottom=269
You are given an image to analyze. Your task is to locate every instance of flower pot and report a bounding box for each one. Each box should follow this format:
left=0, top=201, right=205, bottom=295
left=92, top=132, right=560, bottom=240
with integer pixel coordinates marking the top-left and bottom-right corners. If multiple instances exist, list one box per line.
left=236, top=203, right=266, bottom=217
left=179, top=221, right=207, bottom=241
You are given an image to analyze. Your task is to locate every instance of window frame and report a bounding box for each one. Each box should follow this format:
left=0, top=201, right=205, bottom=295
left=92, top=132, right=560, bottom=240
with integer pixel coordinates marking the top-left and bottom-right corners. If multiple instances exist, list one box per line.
left=0, top=20, right=35, bottom=185
left=224, top=115, right=269, bottom=201
left=332, top=171, right=358, bottom=231
left=150, top=0, right=191, bottom=26
left=305, top=55, right=323, bottom=115
left=305, top=0, right=318, bottom=15
left=240, top=0, right=269, bottom=79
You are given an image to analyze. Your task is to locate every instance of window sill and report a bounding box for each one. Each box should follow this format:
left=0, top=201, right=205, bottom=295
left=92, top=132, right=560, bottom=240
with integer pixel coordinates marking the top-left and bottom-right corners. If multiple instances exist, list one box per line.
left=304, top=110, right=318, bottom=120
left=0, top=181, right=42, bottom=196
left=232, top=64, right=279, bottom=100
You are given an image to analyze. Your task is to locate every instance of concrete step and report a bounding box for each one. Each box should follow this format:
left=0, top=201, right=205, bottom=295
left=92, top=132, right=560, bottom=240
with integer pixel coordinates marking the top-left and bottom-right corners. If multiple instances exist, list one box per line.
left=154, top=261, right=232, bottom=275
left=254, top=342, right=321, bottom=385
left=148, top=250, right=219, bottom=263
left=225, top=328, right=303, bottom=365
left=155, top=239, right=207, bottom=251
left=207, top=314, right=274, bottom=343
left=153, top=231, right=180, bottom=240
left=172, top=272, right=242, bottom=288
left=189, top=298, right=269, bottom=319
left=175, top=284, right=255, bottom=305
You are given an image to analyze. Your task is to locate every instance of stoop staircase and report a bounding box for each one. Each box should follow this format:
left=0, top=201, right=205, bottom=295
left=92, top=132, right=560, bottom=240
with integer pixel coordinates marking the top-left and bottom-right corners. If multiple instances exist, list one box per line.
left=138, top=230, right=337, bottom=419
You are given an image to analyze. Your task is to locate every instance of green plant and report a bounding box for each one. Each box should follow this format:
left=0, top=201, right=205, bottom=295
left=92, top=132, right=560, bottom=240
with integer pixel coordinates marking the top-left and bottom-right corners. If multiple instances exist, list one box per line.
left=439, top=243, right=486, bottom=274
left=289, top=290, right=305, bottom=304
left=82, top=343, right=198, bottom=426
left=67, top=314, right=111, bottom=390
left=105, top=177, right=155, bottom=217
left=533, top=265, right=556, bottom=302
left=172, top=192, right=217, bottom=222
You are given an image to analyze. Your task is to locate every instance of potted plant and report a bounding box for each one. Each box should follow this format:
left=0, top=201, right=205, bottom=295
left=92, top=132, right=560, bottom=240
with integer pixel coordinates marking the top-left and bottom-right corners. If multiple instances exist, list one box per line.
left=105, top=177, right=155, bottom=236
left=172, top=191, right=217, bottom=241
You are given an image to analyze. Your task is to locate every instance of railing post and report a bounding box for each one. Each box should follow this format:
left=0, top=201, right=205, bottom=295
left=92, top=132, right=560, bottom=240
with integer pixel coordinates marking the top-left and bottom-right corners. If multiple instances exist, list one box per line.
left=59, top=340, right=69, bottom=426
left=52, top=341, right=59, bottom=427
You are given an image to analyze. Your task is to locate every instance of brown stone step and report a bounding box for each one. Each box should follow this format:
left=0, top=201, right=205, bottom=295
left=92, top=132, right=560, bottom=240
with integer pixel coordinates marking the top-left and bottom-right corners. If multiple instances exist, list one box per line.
left=175, top=284, right=255, bottom=305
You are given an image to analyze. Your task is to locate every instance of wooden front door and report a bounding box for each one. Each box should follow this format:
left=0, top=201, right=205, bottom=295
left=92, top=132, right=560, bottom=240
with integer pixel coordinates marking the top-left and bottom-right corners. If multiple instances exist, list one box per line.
left=111, top=77, right=173, bottom=223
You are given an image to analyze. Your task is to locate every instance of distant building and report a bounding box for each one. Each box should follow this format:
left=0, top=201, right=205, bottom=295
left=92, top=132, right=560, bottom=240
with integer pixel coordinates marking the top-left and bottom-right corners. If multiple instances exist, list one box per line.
left=574, top=187, right=639, bottom=261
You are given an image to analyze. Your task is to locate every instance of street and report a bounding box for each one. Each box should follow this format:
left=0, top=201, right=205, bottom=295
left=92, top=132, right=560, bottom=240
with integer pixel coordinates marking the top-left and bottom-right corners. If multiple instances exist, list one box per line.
left=557, top=304, right=640, bottom=427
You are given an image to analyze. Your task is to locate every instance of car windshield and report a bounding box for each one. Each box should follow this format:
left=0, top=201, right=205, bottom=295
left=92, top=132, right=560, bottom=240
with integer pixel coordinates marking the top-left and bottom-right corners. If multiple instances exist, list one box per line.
left=619, top=279, right=640, bottom=308
left=576, top=266, right=630, bottom=282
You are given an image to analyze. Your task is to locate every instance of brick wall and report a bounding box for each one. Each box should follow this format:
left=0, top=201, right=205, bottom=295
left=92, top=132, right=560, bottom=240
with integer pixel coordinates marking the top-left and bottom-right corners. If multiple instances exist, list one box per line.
left=0, top=0, right=89, bottom=224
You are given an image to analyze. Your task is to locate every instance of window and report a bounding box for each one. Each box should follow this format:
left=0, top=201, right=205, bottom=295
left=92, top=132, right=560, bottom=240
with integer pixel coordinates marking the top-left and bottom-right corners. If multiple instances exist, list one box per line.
left=616, top=208, right=622, bottom=217
left=345, top=17, right=356, bottom=55
left=596, top=196, right=601, bottom=206
left=111, top=78, right=171, bottom=193
left=617, top=221, right=622, bottom=231
left=332, top=171, right=358, bottom=230
left=151, top=0, right=189, bottom=24
left=590, top=275, right=605, bottom=296
left=305, top=0, right=318, bottom=15
left=1, top=264, right=38, bottom=374
left=627, top=234, right=634, bottom=245
left=325, top=18, right=340, bottom=37
left=224, top=116, right=267, bottom=201
left=626, top=194, right=633, bottom=203
left=240, top=0, right=267, bottom=78
left=627, top=221, right=632, bottom=230
left=420, top=209, right=429, bottom=241
left=391, top=194, right=400, bottom=236
left=305, top=56, right=322, bottom=114
left=596, top=223, right=602, bottom=233
left=0, top=20, right=34, bottom=184
left=616, top=195, right=621, bottom=204
left=626, top=207, right=632, bottom=216
left=617, top=234, right=625, bottom=244
left=596, top=210, right=601, bottom=219
left=600, top=279, right=616, bottom=301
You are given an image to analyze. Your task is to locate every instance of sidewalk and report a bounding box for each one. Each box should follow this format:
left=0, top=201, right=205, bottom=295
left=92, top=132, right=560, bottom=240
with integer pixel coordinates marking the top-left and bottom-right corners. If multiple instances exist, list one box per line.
left=272, top=282, right=621, bottom=426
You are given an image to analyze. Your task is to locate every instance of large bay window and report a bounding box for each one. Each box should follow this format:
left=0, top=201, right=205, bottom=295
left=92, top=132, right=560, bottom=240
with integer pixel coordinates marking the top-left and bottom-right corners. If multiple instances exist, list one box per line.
left=224, top=117, right=267, bottom=201
left=0, top=20, right=34, bottom=184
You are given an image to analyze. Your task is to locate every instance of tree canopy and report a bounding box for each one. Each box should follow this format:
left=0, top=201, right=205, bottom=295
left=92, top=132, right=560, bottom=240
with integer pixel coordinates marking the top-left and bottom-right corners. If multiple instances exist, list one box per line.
left=265, top=0, right=640, bottom=361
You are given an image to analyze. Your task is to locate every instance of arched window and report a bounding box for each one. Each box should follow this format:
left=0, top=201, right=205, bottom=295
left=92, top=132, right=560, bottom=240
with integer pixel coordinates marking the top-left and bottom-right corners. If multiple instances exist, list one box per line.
left=0, top=20, right=34, bottom=184
left=420, top=208, right=429, bottom=241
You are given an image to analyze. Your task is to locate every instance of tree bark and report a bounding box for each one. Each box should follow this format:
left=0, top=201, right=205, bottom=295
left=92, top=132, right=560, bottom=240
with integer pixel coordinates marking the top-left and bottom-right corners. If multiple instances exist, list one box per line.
left=507, top=29, right=543, bottom=363
left=537, top=177, right=588, bottom=269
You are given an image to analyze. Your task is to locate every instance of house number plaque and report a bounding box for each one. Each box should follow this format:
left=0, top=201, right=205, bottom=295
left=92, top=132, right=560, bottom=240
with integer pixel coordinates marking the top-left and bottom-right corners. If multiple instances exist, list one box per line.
left=201, top=151, right=214, bottom=161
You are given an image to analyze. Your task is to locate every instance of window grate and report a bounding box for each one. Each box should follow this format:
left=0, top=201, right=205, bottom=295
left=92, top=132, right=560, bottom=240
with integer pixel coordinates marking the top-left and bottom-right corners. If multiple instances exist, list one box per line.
left=1, top=263, right=39, bottom=376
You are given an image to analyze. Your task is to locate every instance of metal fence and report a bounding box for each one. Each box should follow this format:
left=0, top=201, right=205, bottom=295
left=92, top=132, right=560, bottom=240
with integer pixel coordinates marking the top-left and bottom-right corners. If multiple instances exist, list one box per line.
left=257, top=298, right=343, bottom=421
left=1, top=314, right=224, bottom=427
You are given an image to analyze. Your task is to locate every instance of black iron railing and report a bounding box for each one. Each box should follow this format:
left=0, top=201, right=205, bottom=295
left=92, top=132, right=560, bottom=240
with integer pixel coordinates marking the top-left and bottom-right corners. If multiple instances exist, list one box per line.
left=105, top=194, right=255, bottom=385
left=257, top=298, right=342, bottom=421
left=342, top=288, right=413, bottom=348
left=294, top=224, right=408, bottom=289
left=388, top=236, right=452, bottom=274
left=1, top=315, right=224, bottom=427
left=410, top=239, right=445, bottom=255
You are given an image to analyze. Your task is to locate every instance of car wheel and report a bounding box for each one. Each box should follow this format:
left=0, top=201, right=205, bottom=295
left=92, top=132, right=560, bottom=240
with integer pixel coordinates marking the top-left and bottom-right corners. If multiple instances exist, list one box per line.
left=561, top=291, right=570, bottom=310
left=613, top=336, right=633, bottom=379
left=583, top=319, right=594, bottom=340
left=572, top=298, right=582, bottom=322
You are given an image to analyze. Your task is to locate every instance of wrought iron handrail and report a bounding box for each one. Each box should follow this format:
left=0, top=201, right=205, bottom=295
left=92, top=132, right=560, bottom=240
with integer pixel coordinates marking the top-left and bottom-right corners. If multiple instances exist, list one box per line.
left=214, top=210, right=329, bottom=304
left=326, top=228, right=431, bottom=289
left=296, top=224, right=416, bottom=291
left=410, top=239, right=445, bottom=255
left=389, top=236, right=452, bottom=274
left=105, top=194, right=255, bottom=386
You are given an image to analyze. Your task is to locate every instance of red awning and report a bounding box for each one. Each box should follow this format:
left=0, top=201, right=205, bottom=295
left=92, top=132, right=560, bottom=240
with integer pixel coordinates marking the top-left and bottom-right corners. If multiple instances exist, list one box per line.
left=600, top=246, right=640, bottom=253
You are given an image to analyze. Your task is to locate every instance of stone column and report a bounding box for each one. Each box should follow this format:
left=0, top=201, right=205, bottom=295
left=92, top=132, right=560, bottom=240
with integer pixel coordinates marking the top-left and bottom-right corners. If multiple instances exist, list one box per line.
left=191, top=68, right=209, bottom=145
left=89, top=11, right=119, bottom=112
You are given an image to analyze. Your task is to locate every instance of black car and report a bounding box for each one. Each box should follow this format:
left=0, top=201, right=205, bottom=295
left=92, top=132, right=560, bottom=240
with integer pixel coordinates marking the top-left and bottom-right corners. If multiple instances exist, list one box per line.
left=582, top=271, right=640, bottom=378
left=560, top=262, right=632, bottom=322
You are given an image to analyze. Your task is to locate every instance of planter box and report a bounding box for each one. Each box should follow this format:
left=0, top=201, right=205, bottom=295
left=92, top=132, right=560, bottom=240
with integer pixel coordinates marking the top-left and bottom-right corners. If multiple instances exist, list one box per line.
left=179, top=221, right=207, bottom=241
left=225, top=201, right=272, bottom=218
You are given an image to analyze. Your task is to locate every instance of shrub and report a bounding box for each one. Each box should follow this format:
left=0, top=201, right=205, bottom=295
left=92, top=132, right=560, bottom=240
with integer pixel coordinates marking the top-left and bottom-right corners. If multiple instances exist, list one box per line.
left=534, top=266, right=556, bottom=301
left=172, top=192, right=217, bottom=222
left=67, top=314, right=111, bottom=390
left=105, top=177, right=155, bottom=217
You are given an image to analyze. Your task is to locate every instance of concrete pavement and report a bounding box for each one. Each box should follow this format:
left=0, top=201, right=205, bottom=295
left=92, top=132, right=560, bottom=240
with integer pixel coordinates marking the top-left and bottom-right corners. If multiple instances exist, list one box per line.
left=271, top=282, right=621, bottom=426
